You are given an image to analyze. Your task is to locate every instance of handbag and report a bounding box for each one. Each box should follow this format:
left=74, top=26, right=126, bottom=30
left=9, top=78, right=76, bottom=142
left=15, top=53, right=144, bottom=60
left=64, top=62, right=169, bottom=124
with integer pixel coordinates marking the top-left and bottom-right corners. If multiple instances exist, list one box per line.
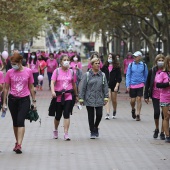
left=26, top=105, right=39, bottom=122
left=48, top=98, right=56, bottom=116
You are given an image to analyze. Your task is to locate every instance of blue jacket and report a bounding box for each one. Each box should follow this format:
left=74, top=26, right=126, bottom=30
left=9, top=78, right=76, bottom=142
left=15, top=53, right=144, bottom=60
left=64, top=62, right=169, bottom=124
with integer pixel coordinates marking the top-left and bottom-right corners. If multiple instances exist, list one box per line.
left=126, top=61, right=148, bottom=88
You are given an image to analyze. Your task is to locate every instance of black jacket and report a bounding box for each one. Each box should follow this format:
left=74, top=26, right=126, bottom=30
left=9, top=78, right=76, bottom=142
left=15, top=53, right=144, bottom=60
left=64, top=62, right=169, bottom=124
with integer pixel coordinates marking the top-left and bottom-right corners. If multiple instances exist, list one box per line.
left=101, top=65, right=122, bottom=90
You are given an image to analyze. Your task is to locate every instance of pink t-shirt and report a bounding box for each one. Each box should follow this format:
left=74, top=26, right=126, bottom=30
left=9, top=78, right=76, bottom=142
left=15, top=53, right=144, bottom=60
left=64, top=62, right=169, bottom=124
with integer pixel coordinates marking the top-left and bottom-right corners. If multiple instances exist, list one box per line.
left=156, top=71, right=170, bottom=103
left=51, top=68, right=76, bottom=102
left=108, top=65, right=113, bottom=72
left=0, top=71, right=4, bottom=102
left=152, top=70, right=162, bottom=99
left=70, top=61, right=82, bottom=70
left=88, top=61, right=103, bottom=69
left=5, top=67, right=34, bottom=97
left=123, top=58, right=134, bottom=74
left=29, top=60, right=39, bottom=73
left=46, top=59, right=58, bottom=73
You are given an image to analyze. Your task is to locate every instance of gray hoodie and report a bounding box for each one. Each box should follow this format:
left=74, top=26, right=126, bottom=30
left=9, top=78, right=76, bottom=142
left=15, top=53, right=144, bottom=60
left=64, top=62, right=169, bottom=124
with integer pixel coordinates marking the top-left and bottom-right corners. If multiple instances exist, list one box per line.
left=79, top=69, right=108, bottom=107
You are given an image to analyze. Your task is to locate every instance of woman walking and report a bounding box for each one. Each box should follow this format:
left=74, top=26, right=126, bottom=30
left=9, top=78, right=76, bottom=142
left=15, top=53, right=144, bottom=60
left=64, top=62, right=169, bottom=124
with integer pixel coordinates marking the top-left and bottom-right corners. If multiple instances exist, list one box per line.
left=27, top=52, right=40, bottom=93
left=46, top=53, right=58, bottom=90
left=156, top=55, right=170, bottom=143
left=79, top=57, right=109, bottom=139
left=144, top=54, right=165, bottom=140
left=2, top=53, right=36, bottom=153
left=51, top=55, right=78, bottom=141
left=101, top=53, right=122, bottom=119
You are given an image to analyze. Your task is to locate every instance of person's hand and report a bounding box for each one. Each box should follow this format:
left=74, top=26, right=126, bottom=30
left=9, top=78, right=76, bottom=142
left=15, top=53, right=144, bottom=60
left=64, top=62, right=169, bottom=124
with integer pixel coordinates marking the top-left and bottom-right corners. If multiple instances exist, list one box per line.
left=2, top=103, right=7, bottom=112
left=52, top=91, right=56, bottom=98
left=114, top=87, right=118, bottom=92
left=75, top=96, right=79, bottom=103
left=127, top=87, right=130, bottom=92
left=32, top=102, right=37, bottom=110
left=144, top=98, right=149, bottom=104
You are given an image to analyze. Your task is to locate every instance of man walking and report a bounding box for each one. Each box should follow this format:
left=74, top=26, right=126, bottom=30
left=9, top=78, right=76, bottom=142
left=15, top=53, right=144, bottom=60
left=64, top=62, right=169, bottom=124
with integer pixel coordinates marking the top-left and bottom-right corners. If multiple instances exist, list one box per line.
left=126, top=51, right=148, bottom=121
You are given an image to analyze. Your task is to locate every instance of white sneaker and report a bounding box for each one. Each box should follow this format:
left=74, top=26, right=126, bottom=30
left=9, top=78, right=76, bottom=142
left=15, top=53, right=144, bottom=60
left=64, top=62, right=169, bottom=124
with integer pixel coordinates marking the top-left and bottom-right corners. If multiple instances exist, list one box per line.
left=105, top=114, right=110, bottom=120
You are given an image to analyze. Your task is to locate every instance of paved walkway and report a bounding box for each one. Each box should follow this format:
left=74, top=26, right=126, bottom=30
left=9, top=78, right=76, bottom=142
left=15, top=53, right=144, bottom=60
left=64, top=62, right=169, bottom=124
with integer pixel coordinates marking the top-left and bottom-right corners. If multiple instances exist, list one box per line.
left=0, top=68, right=170, bottom=170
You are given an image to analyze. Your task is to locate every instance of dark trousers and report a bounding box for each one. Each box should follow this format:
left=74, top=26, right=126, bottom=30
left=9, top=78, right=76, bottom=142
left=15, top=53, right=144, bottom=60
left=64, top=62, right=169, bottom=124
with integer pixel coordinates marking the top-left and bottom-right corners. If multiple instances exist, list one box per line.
left=47, top=72, right=53, bottom=87
left=86, top=106, right=103, bottom=132
left=152, top=98, right=164, bottom=120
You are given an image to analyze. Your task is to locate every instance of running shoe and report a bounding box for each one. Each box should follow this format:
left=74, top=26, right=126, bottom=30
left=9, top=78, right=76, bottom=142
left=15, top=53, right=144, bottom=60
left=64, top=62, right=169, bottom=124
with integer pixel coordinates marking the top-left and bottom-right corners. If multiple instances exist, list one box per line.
left=105, top=114, right=110, bottom=120
left=64, top=133, right=70, bottom=141
left=15, top=144, right=22, bottom=154
left=94, top=127, right=99, bottom=137
left=165, top=136, right=170, bottom=143
left=90, top=132, right=96, bottom=139
left=53, top=130, right=58, bottom=139
left=112, top=111, right=116, bottom=118
left=160, top=132, right=165, bottom=140
left=131, top=109, right=136, bottom=119
left=153, top=129, right=159, bottom=138
left=136, top=115, right=140, bottom=121
left=13, top=142, right=18, bottom=152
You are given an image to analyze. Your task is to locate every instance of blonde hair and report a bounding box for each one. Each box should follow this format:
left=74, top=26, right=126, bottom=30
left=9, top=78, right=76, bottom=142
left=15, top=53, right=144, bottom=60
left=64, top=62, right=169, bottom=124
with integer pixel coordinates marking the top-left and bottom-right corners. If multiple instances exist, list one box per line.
left=163, top=55, right=170, bottom=71
left=90, top=58, right=100, bottom=65
left=154, top=54, right=165, bottom=66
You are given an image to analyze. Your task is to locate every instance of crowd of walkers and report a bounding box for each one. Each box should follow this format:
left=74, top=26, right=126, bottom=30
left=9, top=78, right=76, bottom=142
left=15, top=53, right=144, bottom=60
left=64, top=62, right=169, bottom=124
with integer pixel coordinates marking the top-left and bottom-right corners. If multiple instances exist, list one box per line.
left=0, top=49, right=170, bottom=154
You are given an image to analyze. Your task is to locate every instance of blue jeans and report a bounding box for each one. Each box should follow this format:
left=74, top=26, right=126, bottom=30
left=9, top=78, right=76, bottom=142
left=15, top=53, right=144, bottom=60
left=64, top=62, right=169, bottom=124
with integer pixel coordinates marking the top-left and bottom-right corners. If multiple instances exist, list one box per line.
left=47, top=72, right=53, bottom=87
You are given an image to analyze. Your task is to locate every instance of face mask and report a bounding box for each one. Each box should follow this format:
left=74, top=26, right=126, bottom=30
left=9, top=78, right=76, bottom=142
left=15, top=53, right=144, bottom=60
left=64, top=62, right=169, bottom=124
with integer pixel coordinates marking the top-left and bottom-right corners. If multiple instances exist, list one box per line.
left=108, top=59, right=112, bottom=63
left=63, top=61, right=70, bottom=67
left=31, top=55, right=35, bottom=59
left=117, top=58, right=120, bottom=61
left=12, top=64, right=19, bottom=70
left=157, top=61, right=164, bottom=67
left=73, top=57, right=78, bottom=61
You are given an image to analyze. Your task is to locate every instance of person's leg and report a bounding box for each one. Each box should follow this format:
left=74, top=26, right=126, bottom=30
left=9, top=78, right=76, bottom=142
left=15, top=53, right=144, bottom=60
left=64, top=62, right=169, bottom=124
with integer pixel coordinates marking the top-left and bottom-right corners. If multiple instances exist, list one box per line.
left=47, top=72, right=52, bottom=89
left=136, top=96, right=142, bottom=115
left=94, top=106, right=103, bottom=127
left=33, top=73, right=39, bottom=92
left=162, top=106, right=170, bottom=140
left=86, top=106, right=95, bottom=132
left=105, top=89, right=111, bottom=119
left=54, top=102, right=63, bottom=138
left=40, top=73, right=44, bottom=90
left=63, top=101, right=72, bottom=135
left=111, top=91, right=117, bottom=117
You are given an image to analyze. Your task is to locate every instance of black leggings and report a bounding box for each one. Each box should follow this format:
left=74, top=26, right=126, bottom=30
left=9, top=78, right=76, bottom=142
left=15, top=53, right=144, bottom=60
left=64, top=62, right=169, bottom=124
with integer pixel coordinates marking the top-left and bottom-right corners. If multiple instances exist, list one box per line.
left=8, top=95, right=30, bottom=127
left=33, top=72, right=39, bottom=87
left=152, top=98, right=164, bottom=120
left=86, top=106, right=103, bottom=132
left=55, top=100, right=72, bottom=121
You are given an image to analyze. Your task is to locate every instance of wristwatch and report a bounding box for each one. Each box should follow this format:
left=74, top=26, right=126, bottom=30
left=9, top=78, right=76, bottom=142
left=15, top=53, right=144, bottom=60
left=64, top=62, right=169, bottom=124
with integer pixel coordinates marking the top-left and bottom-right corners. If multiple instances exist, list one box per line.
left=32, top=99, right=36, bottom=102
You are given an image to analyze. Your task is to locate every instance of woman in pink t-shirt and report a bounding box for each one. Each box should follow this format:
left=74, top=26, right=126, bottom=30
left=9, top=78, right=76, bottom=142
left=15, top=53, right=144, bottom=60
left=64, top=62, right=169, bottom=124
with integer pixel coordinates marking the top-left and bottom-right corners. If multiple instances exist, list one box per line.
left=2, top=53, right=36, bottom=154
left=156, top=55, right=170, bottom=143
left=123, top=52, right=134, bottom=93
left=27, top=52, right=40, bottom=93
left=70, top=54, right=82, bottom=89
left=0, top=71, right=4, bottom=110
left=51, top=54, right=78, bottom=141
left=87, top=53, right=103, bottom=70
left=46, top=53, right=58, bottom=89
left=144, top=54, right=165, bottom=140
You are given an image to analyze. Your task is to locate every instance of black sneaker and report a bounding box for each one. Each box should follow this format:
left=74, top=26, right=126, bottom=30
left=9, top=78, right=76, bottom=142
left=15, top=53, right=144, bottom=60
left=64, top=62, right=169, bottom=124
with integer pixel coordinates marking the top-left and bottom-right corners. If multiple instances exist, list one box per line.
left=160, top=132, right=165, bottom=140
left=90, top=132, right=96, bottom=139
left=153, top=129, right=159, bottom=138
left=131, top=109, right=136, bottom=119
left=94, top=127, right=99, bottom=137
left=165, top=136, right=170, bottom=143
left=112, top=111, right=116, bottom=118
left=136, top=115, right=140, bottom=121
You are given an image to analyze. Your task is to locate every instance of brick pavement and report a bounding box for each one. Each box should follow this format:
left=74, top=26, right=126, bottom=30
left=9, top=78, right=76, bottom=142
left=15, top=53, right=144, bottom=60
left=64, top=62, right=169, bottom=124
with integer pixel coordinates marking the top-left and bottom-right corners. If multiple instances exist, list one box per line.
left=0, top=67, right=170, bottom=170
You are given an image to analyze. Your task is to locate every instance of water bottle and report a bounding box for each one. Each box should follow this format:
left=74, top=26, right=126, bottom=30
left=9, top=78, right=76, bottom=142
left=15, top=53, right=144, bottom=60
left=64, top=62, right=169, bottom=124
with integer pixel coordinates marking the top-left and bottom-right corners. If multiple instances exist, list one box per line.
left=1, top=106, right=7, bottom=118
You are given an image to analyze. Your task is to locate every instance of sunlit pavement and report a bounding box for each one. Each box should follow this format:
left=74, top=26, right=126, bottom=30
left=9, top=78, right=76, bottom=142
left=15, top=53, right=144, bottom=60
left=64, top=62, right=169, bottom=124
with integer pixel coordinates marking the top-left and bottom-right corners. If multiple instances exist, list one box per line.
left=0, top=66, right=170, bottom=170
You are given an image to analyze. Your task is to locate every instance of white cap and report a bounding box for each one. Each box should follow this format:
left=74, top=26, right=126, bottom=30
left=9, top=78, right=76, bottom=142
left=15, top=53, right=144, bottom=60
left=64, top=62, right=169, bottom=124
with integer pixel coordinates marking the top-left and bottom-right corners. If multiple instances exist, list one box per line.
left=133, top=51, right=142, bottom=57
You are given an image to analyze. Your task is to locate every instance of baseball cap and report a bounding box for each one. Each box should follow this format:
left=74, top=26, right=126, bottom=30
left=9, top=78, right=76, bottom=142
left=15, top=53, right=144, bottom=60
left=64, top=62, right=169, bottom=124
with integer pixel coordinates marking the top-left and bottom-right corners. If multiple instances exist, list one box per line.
left=133, top=51, right=142, bottom=57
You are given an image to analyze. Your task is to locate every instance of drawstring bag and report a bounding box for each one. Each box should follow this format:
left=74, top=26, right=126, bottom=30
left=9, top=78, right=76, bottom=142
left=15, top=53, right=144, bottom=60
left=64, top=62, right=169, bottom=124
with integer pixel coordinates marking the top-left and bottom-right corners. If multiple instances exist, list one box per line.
left=26, top=105, right=39, bottom=122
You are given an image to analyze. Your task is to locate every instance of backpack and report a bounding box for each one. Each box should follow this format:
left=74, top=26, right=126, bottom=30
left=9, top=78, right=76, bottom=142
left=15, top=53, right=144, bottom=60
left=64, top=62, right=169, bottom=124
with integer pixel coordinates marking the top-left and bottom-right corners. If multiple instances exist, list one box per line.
left=130, top=62, right=146, bottom=74
left=55, top=68, right=74, bottom=82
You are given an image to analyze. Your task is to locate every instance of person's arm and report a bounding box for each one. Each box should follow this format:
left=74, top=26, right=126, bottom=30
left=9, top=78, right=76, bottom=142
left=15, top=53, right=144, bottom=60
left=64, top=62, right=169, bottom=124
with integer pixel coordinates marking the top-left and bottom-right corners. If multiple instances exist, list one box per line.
left=126, top=64, right=131, bottom=91
left=144, top=69, right=152, bottom=101
left=103, top=74, right=109, bottom=105
left=114, top=68, right=122, bottom=92
left=156, top=72, right=170, bottom=88
left=79, top=73, right=87, bottom=105
left=51, top=80, right=56, bottom=98
left=0, top=62, right=4, bottom=71
left=29, top=84, right=36, bottom=109
left=144, top=64, right=148, bottom=83
left=2, top=83, right=9, bottom=111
